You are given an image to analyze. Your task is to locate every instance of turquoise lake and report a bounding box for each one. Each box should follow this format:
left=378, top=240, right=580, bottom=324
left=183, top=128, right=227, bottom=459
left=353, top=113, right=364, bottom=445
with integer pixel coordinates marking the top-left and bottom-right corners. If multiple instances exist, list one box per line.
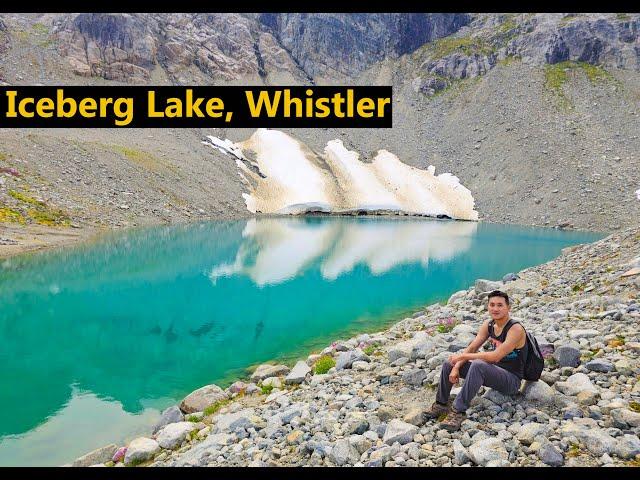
left=0, top=216, right=603, bottom=466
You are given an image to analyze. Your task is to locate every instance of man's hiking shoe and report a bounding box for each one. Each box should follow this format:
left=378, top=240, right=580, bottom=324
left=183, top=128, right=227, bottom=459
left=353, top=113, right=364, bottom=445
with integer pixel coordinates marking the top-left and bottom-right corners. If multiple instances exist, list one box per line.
left=440, top=409, right=466, bottom=432
left=424, top=401, right=450, bottom=420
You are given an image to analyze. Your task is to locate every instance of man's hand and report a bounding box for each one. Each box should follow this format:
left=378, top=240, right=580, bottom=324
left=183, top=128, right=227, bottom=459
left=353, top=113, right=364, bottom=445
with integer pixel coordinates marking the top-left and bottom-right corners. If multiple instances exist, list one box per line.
left=448, top=366, right=460, bottom=385
left=448, top=353, right=466, bottom=365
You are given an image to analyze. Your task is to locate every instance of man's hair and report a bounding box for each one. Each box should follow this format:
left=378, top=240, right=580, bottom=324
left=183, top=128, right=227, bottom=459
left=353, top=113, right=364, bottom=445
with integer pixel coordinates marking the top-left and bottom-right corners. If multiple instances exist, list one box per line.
left=488, top=290, right=510, bottom=305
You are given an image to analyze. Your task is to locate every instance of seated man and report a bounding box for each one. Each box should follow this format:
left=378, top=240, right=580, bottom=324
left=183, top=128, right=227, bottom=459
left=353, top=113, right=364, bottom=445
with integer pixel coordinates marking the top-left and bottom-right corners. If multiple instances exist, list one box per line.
left=425, top=290, right=527, bottom=431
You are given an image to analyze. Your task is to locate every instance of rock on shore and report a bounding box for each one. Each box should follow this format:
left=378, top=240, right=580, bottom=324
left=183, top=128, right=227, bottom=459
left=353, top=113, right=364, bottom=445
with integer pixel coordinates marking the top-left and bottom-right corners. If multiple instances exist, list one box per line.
left=73, top=226, right=640, bottom=467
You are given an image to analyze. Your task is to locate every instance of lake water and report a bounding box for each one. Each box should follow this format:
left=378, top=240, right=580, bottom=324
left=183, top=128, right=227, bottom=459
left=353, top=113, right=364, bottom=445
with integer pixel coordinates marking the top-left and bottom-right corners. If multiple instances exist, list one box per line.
left=0, top=217, right=603, bottom=466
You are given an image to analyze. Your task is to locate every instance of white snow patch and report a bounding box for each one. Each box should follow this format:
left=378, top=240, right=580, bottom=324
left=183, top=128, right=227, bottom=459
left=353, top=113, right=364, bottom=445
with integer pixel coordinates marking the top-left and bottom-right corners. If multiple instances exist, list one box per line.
left=203, top=129, right=478, bottom=220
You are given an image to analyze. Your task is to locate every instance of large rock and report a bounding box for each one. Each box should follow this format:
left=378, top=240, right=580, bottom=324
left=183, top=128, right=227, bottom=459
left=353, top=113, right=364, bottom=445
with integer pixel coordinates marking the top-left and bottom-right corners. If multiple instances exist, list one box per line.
left=71, top=444, right=118, bottom=467
left=152, top=405, right=184, bottom=433
left=475, top=279, right=502, bottom=294
left=553, top=343, right=581, bottom=367
left=555, top=373, right=598, bottom=396
left=453, top=439, right=471, bottom=465
left=336, top=349, right=368, bottom=370
left=560, top=422, right=616, bottom=456
left=538, top=442, right=564, bottom=466
left=614, top=358, right=634, bottom=375
left=585, top=359, right=614, bottom=373
left=402, top=368, right=427, bottom=386
left=344, top=412, right=369, bottom=435
left=568, top=329, right=600, bottom=339
left=156, top=422, right=198, bottom=449
left=613, top=434, right=640, bottom=459
left=610, top=408, right=640, bottom=428
left=382, top=419, right=418, bottom=445
left=214, top=408, right=256, bottom=432
left=328, top=439, right=359, bottom=466
left=285, top=360, right=311, bottom=384
left=403, top=406, right=428, bottom=426
left=468, top=437, right=509, bottom=466
left=516, top=423, right=549, bottom=445
left=124, top=437, right=160, bottom=466
left=250, top=364, right=290, bottom=382
left=179, top=384, right=229, bottom=414
left=522, top=380, right=555, bottom=404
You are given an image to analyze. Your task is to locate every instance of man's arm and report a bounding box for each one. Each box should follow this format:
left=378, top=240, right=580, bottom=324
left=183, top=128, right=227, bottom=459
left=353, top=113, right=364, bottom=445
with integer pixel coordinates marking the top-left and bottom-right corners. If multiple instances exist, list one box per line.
left=456, top=324, right=525, bottom=364
left=448, top=320, right=490, bottom=370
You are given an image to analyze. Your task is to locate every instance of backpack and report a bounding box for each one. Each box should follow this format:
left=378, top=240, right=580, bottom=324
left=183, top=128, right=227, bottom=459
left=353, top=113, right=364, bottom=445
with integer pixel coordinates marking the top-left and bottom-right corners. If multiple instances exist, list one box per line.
left=509, top=321, right=545, bottom=381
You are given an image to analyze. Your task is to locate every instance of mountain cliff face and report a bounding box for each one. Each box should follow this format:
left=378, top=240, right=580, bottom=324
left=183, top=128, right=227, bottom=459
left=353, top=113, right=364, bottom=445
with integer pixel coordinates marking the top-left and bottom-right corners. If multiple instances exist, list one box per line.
left=0, top=12, right=639, bottom=233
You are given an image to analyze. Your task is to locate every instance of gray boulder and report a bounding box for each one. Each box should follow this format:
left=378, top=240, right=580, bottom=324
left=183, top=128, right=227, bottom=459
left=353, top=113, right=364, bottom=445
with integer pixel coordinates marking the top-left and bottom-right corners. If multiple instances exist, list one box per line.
left=560, top=422, right=616, bottom=456
left=555, top=373, right=598, bottom=396
left=553, top=343, right=581, bottom=367
left=124, top=437, right=160, bottom=466
left=568, top=329, right=600, bottom=339
left=611, top=408, right=640, bottom=428
left=613, top=434, right=640, bottom=459
left=453, top=439, right=471, bottom=465
left=468, top=437, right=509, bottom=466
left=403, top=406, right=427, bottom=426
left=344, top=412, right=369, bottom=435
left=382, top=419, right=418, bottom=445
left=250, top=364, right=290, bottom=382
left=402, top=368, right=427, bottom=386
left=285, top=360, right=311, bottom=384
left=179, top=384, right=229, bottom=414
left=329, top=439, right=359, bottom=466
left=502, top=273, right=519, bottom=282
left=522, top=380, right=555, bottom=404
left=516, top=423, right=549, bottom=445
left=538, top=442, right=564, bottom=466
left=214, top=408, right=256, bottom=432
left=156, top=422, right=197, bottom=449
left=585, top=359, right=615, bottom=373
left=153, top=405, right=184, bottom=433
left=71, top=444, right=118, bottom=467
left=475, top=279, right=502, bottom=294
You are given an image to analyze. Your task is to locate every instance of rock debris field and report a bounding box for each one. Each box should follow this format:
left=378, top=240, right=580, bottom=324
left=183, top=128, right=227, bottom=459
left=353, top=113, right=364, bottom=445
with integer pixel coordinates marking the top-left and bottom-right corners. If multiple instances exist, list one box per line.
left=69, top=226, right=640, bottom=468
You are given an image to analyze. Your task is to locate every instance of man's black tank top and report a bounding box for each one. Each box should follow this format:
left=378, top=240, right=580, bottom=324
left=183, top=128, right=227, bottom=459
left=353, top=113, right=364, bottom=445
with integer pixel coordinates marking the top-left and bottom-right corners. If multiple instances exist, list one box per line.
left=487, top=319, right=527, bottom=379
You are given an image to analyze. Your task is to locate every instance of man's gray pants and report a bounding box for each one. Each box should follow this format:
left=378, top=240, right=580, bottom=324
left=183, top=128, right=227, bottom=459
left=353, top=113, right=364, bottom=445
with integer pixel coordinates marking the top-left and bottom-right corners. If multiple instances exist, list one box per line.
left=436, top=360, right=521, bottom=413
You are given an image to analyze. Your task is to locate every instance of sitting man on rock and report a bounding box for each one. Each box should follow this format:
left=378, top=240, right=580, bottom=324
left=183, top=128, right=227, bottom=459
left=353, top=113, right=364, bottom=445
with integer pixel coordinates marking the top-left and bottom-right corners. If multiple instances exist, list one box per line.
left=426, top=290, right=527, bottom=431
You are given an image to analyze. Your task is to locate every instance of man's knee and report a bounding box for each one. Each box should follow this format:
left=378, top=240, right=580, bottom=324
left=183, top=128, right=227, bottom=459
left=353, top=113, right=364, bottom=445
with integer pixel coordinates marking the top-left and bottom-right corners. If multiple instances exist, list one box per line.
left=469, top=359, right=490, bottom=373
left=441, top=360, right=454, bottom=373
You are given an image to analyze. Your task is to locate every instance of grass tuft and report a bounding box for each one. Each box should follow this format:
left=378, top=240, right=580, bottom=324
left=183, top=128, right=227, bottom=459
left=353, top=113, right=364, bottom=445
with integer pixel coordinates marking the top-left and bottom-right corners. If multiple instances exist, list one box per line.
left=260, top=384, right=274, bottom=395
left=313, top=355, right=336, bottom=375
left=203, top=398, right=231, bottom=416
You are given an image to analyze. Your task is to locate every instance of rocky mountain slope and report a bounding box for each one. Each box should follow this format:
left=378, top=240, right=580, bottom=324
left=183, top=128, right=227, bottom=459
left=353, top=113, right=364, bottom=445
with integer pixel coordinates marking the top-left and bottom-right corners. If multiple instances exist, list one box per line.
left=1, top=13, right=639, bottom=242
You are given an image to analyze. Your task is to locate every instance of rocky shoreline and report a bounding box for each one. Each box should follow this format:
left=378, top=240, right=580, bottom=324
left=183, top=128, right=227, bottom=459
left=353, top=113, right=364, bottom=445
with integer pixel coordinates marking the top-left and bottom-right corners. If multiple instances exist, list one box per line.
left=68, top=225, right=640, bottom=467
